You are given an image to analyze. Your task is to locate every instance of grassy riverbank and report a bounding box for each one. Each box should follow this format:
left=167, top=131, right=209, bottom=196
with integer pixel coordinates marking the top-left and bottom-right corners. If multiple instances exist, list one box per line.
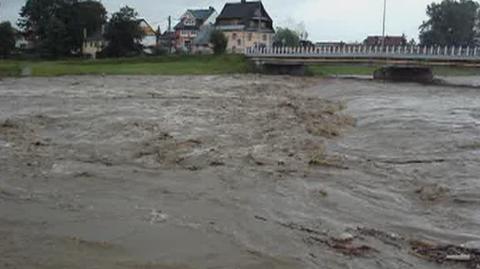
left=1, top=55, right=480, bottom=77
left=0, top=55, right=249, bottom=77
left=308, top=64, right=480, bottom=77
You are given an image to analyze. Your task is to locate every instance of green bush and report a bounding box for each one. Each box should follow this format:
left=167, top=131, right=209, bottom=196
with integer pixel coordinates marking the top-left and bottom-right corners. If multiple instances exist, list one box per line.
left=210, top=30, right=228, bottom=55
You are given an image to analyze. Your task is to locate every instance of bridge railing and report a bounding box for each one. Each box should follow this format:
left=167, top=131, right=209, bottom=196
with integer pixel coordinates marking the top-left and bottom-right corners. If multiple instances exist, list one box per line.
left=245, top=45, right=480, bottom=60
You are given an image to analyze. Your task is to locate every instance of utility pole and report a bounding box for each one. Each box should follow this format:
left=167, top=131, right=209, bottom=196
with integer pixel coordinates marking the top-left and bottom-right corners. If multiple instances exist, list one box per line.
left=168, top=16, right=172, bottom=32
left=168, top=16, right=173, bottom=54
left=382, top=0, right=387, bottom=49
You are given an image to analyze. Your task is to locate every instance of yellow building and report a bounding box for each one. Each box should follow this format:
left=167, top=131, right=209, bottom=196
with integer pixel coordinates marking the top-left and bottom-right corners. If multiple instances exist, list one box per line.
left=215, top=0, right=274, bottom=54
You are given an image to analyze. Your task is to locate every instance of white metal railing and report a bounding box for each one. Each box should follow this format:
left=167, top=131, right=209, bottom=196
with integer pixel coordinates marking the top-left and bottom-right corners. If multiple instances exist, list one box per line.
left=244, top=45, right=480, bottom=61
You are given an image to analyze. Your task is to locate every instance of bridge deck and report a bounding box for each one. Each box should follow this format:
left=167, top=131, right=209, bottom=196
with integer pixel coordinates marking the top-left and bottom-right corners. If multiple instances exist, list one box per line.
left=246, top=46, right=480, bottom=67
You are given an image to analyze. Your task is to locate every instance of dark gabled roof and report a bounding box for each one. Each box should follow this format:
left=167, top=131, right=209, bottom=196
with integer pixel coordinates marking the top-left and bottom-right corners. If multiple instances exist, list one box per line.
left=174, top=7, right=216, bottom=30
left=189, top=7, right=216, bottom=20
left=216, top=1, right=272, bottom=22
left=364, top=35, right=406, bottom=46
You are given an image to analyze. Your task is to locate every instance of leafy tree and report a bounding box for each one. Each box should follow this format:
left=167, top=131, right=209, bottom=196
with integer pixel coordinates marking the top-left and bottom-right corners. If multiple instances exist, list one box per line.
left=273, top=27, right=300, bottom=47
left=19, top=0, right=106, bottom=57
left=0, top=22, right=16, bottom=58
left=210, top=30, right=227, bottom=54
left=104, top=6, right=144, bottom=57
left=43, top=17, right=71, bottom=57
left=19, top=0, right=66, bottom=35
left=419, top=0, right=479, bottom=46
left=19, top=0, right=71, bottom=55
left=71, top=1, right=107, bottom=53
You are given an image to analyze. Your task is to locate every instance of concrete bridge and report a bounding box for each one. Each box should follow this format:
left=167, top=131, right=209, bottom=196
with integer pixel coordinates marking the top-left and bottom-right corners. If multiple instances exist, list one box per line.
left=245, top=45, right=480, bottom=80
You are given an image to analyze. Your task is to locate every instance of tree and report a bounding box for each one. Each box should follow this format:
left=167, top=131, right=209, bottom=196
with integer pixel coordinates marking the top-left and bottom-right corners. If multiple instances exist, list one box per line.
left=70, top=1, right=107, bottom=53
left=210, top=30, right=227, bottom=54
left=19, top=0, right=106, bottom=57
left=419, top=0, right=479, bottom=46
left=43, top=17, right=71, bottom=57
left=104, top=6, right=144, bottom=57
left=0, top=22, right=16, bottom=58
left=19, top=0, right=71, bottom=56
left=273, top=27, right=300, bottom=47
left=19, top=0, right=66, bottom=35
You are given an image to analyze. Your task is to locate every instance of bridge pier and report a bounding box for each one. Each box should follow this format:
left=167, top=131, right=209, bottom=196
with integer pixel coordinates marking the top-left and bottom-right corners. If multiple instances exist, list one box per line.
left=373, top=66, right=434, bottom=83
left=250, top=60, right=307, bottom=76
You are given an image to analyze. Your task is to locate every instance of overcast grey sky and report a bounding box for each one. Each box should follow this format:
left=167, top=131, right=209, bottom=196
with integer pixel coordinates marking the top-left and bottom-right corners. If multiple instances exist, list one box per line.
left=0, top=0, right=440, bottom=42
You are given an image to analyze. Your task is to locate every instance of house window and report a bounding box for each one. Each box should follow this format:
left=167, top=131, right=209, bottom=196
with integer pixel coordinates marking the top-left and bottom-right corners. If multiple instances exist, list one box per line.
left=262, top=34, right=267, bottom=41
left=232, top=33, right=237, bottom=40
left=248, top=33, right=252, bottom=41
left=185, top=19, right=195, bottom=26
left=237, top=39, right=241, bottom=46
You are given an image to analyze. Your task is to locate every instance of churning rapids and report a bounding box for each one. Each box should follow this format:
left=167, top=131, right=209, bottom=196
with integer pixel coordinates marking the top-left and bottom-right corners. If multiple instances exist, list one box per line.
left=0, top=75, right=479, bottom=269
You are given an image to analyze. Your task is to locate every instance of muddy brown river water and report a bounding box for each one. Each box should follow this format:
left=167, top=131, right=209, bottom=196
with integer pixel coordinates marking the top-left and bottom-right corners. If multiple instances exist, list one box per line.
left=0, top=75, right=479, bottom=269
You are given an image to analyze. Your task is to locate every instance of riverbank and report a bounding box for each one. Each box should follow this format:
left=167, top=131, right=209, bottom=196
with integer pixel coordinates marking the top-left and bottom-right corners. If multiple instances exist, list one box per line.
left=0, top=55, right=249, bottom=77
left=2, top=55, right=480, bottom=77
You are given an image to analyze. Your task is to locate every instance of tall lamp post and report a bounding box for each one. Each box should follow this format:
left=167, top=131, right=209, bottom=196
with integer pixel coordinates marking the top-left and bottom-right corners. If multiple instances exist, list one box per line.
left=381, top=0, right=387, bottom=49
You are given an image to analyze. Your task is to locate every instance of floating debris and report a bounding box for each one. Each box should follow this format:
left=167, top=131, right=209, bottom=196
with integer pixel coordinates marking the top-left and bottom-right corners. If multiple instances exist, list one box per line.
left=410, top=240, right=480, bottom=268
left=307, top=236, right=377, bottom=257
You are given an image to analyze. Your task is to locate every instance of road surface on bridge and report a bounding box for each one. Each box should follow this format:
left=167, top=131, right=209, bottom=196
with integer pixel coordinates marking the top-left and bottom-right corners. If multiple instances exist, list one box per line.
left=246, top=45, right=480, bottom=67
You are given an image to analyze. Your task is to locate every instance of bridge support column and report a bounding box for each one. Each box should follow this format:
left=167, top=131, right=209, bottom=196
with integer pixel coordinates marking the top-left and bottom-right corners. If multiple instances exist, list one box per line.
left=374, top=66, right=434, bottom=83
left=249, top=59, right=306, bottom=76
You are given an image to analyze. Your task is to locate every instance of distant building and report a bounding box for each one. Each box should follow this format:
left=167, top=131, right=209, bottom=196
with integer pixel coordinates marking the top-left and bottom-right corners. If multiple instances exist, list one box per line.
left=364, top=35, right=407, bottom=47
left=138, top=19, right=159, bottom=54
left=315, top=41, right=346, bottom=47
left=82, top=28, right=106, bottom=59
left=192, top=25, right=215, bottom=54
left=10, top=27, right=35, bottom=51
left=82, top=19, right=159, bottom=58
left=13, top=31, right=33, bottom=50
left=215, top=0, right=275, bottom=53
left=174, top=7, right=217, bottom=51
left=158, top=31, right=176, bottom=53
left=300, top=40, right=314, bottom=47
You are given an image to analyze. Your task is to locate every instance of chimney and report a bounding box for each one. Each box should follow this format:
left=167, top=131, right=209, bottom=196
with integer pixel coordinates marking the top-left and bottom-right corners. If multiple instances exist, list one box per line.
left=241, top=0, right=246, bottom=3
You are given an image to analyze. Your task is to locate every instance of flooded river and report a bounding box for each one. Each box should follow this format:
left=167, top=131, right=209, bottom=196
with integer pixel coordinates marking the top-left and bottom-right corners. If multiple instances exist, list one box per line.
left=0, top=75, right=479, bottom=269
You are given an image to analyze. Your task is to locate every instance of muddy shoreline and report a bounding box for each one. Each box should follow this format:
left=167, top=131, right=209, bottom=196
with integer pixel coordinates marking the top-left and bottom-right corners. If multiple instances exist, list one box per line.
left=1, top=75, right=479, bottom=269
